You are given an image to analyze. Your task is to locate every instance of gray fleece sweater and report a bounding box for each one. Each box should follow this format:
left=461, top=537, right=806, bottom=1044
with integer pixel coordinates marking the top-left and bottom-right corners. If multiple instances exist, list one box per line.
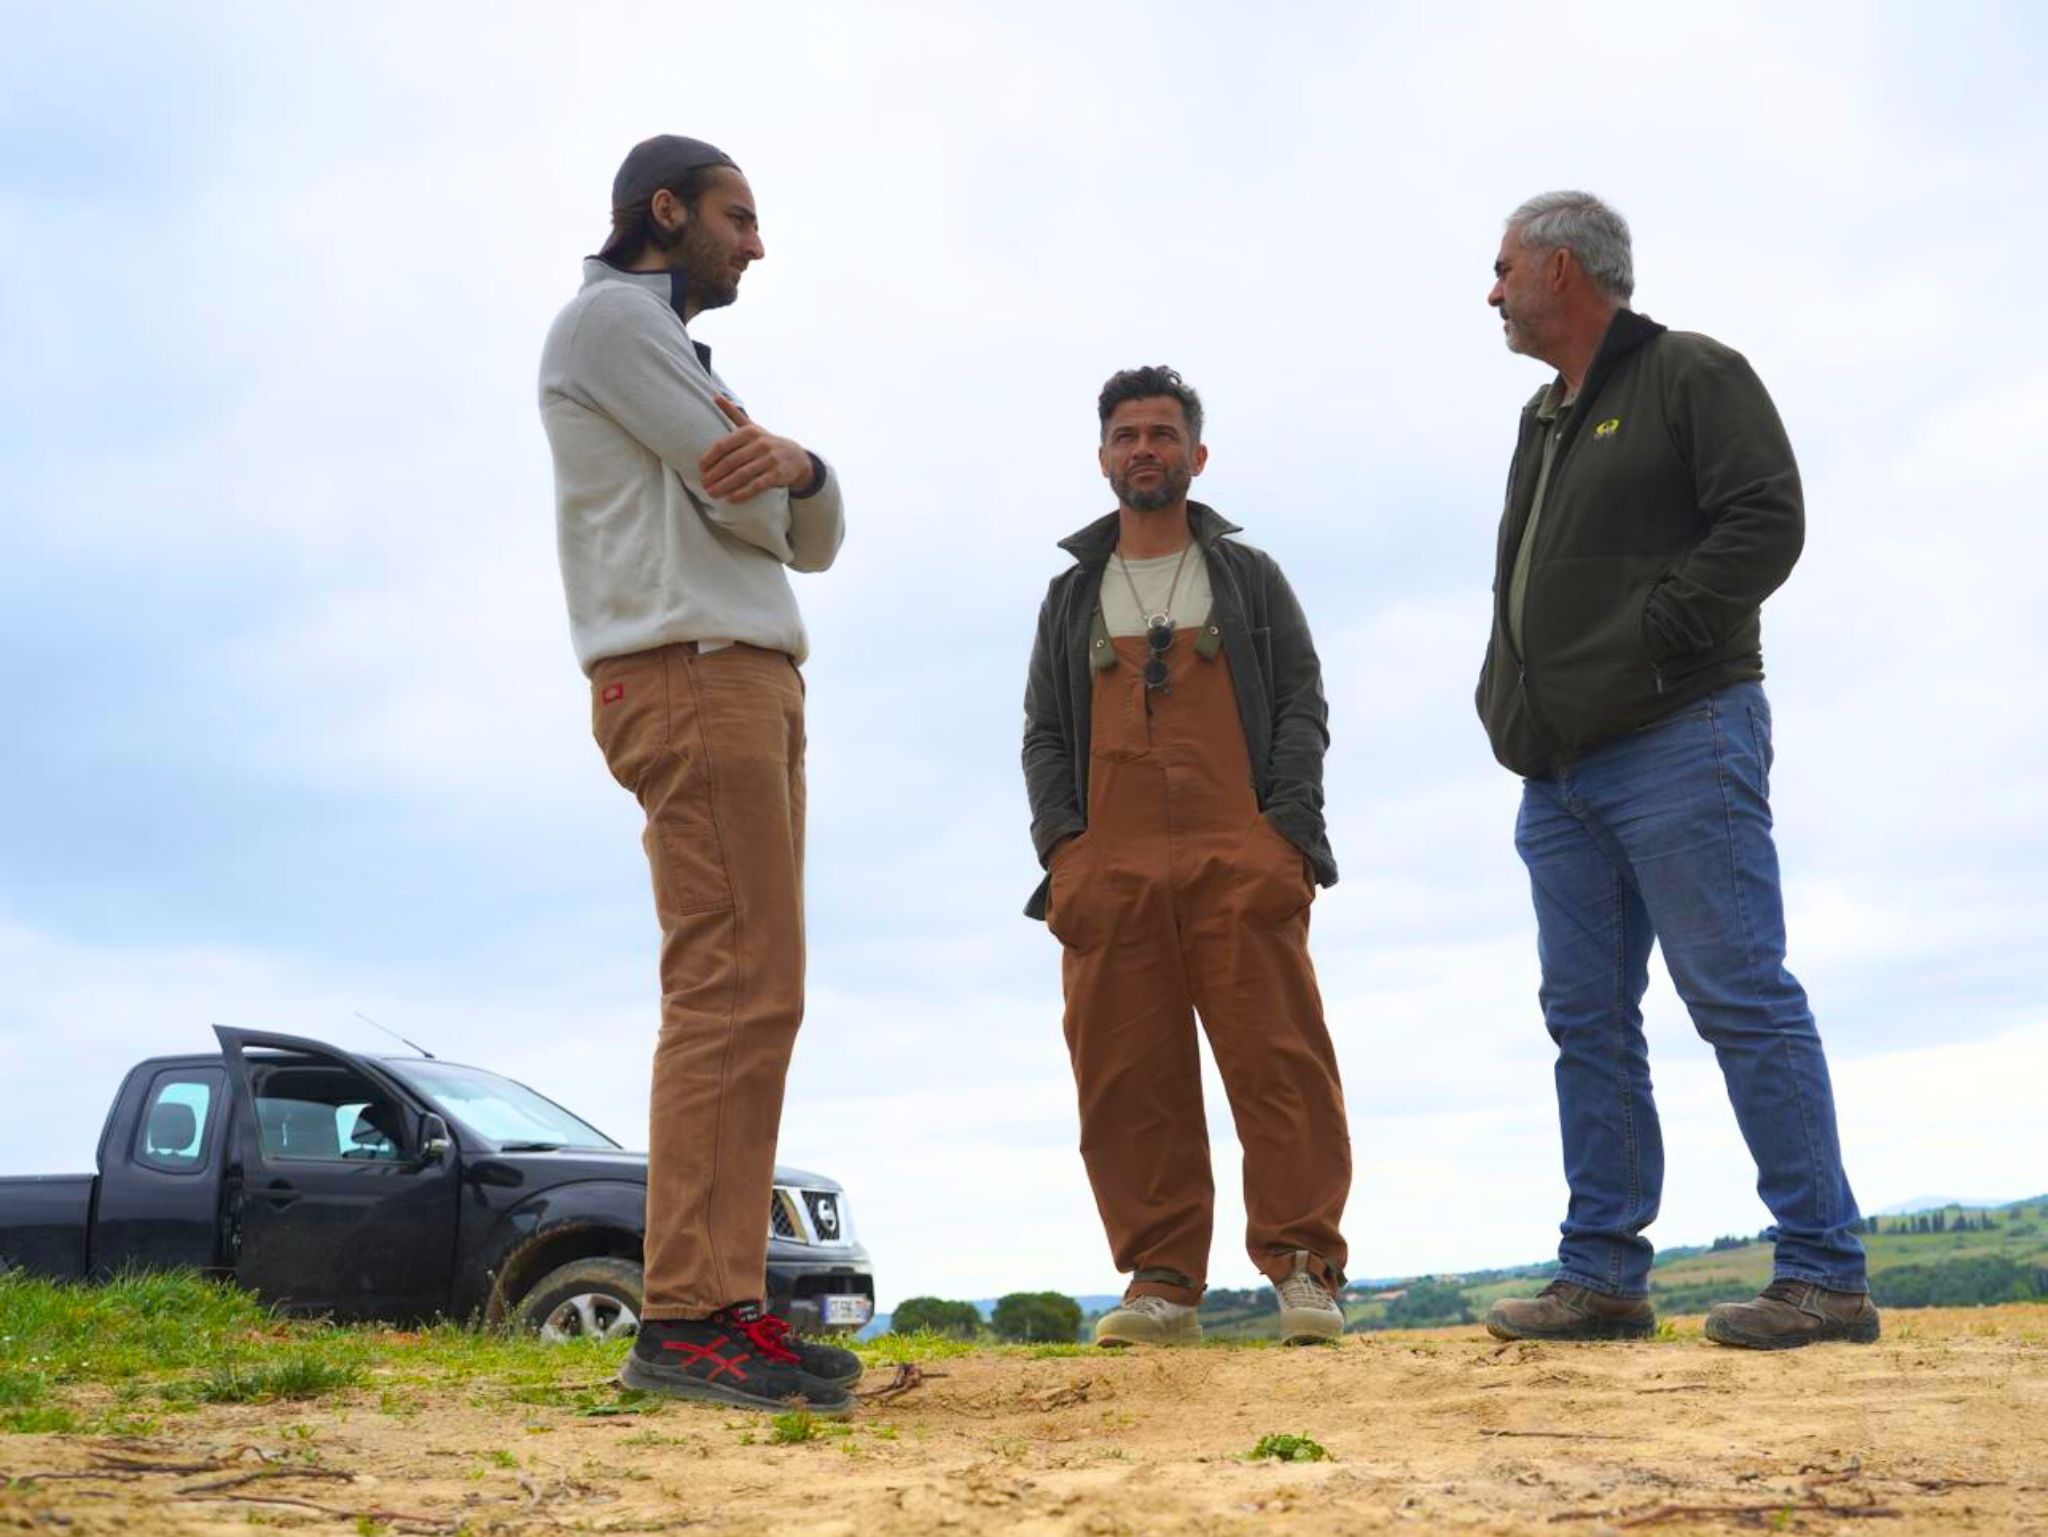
left=539, top=259, right=845, bottom=672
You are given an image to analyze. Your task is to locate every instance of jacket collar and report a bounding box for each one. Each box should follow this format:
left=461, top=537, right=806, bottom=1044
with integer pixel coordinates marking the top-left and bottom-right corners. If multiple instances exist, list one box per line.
left=1057, top=501, right=1243, bottom=566
left=1523, top=307, right=1666, bottom=416
left=580, top=257, right=714, bottom=368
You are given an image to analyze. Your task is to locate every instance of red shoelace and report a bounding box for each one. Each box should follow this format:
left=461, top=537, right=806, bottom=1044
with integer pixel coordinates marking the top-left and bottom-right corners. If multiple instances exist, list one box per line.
left=720, top=1308, right=801, bottom=1366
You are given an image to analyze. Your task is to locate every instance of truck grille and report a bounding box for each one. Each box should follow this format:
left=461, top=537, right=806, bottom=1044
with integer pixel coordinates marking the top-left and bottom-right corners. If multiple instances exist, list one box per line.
left=769, top=1185, right=852, bottom=1246
left=802, top=1190, right=845, bottom=1243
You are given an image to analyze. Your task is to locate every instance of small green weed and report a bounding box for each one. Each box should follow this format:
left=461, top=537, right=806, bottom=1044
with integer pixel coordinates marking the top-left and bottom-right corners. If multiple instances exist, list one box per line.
left=1250, top=1432, right=1330, bottom=1463
left=769, top=1410, right=821, bottom=1444
left=92, top=1411, right=158, bottom=1437
left=192, top=1353, right=363, bottom=1404
left=0, top=1371, right=44, bottom=1407
left=853, top=1330, right=979, bottom=1366
left=2, top=1405, right=81, bottom=1435
left=620, top=1429, right=680, bottom=1448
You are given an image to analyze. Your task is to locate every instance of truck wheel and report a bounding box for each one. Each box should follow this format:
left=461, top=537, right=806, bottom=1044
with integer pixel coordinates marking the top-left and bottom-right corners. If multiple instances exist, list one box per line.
left=515, top=1257, right=644, bottom=1343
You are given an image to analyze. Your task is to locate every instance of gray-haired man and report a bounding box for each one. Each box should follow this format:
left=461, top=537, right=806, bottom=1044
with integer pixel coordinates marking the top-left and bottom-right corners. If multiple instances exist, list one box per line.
left=1474, top=191, right=1879, bottom=1350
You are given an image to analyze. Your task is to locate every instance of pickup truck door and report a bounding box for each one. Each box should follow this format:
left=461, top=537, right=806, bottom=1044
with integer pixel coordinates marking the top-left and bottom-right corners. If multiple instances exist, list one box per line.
left=214, top=1026, right=460, bottom=1323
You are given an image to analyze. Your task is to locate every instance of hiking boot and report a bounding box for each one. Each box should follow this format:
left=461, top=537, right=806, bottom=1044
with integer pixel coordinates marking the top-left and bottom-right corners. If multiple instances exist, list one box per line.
left=1704, top=1280, right=1880, bottom=1350
left=1094, top=1293, right=1202, bottom=1347
left=1273, top=1255, right=1345, bottom=1345
left=1485, top=1280, right=1655, bottom=1342
left=618, top=1303, right=854, bottom=1413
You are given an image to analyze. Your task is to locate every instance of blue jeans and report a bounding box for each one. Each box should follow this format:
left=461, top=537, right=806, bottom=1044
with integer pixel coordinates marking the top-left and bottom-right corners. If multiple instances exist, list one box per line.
left=1514, top=681, right=1867, bottom=1297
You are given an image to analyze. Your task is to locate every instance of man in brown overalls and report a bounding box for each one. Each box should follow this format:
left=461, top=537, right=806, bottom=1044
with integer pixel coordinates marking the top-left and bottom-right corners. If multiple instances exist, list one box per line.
left=1022, top=366, right=1352, bottom=1346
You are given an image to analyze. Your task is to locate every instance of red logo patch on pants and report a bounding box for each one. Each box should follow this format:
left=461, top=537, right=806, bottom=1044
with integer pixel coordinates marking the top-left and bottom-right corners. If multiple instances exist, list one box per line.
left=601, top=683, right=626, bottom=705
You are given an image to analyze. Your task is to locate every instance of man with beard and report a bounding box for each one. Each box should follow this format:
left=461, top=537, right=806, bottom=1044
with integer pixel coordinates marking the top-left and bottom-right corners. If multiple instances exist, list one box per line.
left=539, top=135, right=858, bottom=1410
left=1022, top=366, right=1352, bottom=1348
left=1475, top=191, right=1878, bottom=1349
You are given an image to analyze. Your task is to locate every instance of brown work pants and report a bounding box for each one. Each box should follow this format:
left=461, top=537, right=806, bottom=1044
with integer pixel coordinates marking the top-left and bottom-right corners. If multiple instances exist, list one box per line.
left=590, top=642, right=806, bottom=1320
left=1046, top=630, right=1350, bottom=1306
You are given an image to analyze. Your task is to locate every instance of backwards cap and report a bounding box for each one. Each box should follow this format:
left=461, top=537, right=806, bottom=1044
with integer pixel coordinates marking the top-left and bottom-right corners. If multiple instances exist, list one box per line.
left=611, top=134, right=739, bottom=211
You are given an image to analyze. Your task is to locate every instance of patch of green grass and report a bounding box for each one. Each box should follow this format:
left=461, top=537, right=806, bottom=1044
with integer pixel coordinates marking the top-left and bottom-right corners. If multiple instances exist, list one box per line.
left=0, top=1269, right=272, bottom=1381
left=2, top=1404, right=82, bottom=1434
left=188, top=1352, right=365, bottom=1405
left=851, top=1329, right=980, bottom=1365
left=91, top=1410, right=159, bottom=1437
left=0, top=1370, right=45, bottom=1407
left=769, top=1409, right=821, bottom=1444
left=1249, top=1432, right=1330, bottom=1463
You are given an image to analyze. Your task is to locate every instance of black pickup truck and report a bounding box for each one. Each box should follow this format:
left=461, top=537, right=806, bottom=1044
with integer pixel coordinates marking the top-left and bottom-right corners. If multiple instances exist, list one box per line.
left=0, top=1027, right=874, bottom=1338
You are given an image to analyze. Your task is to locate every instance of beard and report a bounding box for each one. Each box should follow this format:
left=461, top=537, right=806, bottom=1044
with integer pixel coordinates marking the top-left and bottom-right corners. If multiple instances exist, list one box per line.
left=1113, top=460, right=1191, bottom=512
left=679, top=222, right=741, bottom=311
left=646, top=216, right=741, bottom=310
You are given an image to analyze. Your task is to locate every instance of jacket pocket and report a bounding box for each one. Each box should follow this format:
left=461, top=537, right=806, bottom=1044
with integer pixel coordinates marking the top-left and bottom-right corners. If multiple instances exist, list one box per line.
left=1524, top=559, right=1668, bottom=747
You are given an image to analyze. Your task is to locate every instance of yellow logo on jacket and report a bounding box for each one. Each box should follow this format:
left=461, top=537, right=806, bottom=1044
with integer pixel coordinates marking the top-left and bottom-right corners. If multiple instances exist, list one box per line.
left=1594, top=417, right=1621, bottom=438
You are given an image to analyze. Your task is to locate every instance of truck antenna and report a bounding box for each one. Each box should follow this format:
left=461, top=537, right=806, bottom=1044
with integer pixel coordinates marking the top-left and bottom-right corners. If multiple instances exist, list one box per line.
left=354, top=1011, right=436, bottom=1060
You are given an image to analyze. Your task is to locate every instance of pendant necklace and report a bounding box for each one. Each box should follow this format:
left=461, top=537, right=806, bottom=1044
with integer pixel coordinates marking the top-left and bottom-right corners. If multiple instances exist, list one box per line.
left=1115, top=538, right=1194, bottom=633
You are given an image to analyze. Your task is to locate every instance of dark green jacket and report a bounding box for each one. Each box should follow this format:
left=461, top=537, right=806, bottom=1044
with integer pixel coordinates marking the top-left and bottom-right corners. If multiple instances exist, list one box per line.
left=1475, top=309, right=1804, bottom=776
left=1022, top=503, right=1336, bottom=919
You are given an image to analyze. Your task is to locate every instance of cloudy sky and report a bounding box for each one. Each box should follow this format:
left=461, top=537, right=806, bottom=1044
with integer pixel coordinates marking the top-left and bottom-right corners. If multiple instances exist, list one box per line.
left=3, top=3, right=2044, bottom=1308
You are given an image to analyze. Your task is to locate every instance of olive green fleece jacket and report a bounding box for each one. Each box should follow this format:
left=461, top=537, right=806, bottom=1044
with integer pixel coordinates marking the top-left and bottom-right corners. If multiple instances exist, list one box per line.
left=1475, top=308, right=1804, bottom=776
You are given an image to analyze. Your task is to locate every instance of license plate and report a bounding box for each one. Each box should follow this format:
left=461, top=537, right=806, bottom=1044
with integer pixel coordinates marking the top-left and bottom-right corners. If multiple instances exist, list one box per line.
left=822, top=1295, right=872, bottom=1327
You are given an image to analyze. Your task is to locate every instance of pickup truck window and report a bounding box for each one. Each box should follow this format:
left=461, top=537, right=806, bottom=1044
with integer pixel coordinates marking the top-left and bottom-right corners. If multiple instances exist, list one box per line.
left=252, top=1062, right=408, bottom=1164
left=390, top=1061, right=617, bottom=1149
left=135, top=1072, right=219, bottom=1173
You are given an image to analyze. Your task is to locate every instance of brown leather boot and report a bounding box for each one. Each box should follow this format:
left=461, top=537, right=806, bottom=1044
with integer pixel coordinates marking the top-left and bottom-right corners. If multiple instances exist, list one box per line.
left=1484, top=1280, right=1655, bottom=1342
left=1704, top=1280, right=1880, bottom=1349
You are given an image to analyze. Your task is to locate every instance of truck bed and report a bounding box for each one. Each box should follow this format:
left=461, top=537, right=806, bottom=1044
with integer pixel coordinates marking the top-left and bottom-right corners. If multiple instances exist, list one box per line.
left=0, top=1175, right=96, bottom=1280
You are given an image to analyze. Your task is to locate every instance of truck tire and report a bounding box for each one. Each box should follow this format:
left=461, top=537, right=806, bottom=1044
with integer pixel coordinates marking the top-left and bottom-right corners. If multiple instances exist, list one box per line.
left=515, top=1257, right=645, bottom=1343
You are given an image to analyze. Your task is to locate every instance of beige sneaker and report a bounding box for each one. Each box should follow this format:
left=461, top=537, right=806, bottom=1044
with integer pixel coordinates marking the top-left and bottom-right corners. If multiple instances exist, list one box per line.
left=1274, top=1255, right=1345, bottom=1345
left=1093, top=1293, right=1202, bottom=1347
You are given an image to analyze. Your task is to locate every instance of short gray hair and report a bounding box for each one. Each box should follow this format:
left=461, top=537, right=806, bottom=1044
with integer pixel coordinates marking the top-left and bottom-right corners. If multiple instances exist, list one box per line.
left=1506, top=191, right=1634, bottom=303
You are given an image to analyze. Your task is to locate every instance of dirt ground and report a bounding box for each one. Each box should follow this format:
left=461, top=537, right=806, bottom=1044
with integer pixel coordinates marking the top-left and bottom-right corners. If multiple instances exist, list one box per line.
left=3, top=1306, right=2044, bottom=1536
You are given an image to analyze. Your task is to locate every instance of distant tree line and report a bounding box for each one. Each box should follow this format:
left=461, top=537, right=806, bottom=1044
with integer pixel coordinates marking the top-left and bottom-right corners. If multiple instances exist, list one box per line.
left=1379, top=1278, right=1475, bottom=1329
left=1869, top=1257, right=2047, bottom=1308
left=1708, top=1208, right=2011, bottom=1246
left=1862, top=1210, right=2001, bottom=1236
left=889, top=1292, right=1083, bottom=1343
left=889, top=1296, right=983, bottom=1338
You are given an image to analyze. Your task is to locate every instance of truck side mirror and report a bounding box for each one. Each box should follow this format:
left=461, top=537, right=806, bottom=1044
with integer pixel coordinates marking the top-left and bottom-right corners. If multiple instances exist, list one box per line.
left=417, top=1113, right=454, bottom=1166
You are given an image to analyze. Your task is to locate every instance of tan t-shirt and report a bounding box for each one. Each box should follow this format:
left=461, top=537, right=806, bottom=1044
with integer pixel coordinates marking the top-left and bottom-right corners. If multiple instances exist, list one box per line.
left=1099, top=547, right=1214, bottom=638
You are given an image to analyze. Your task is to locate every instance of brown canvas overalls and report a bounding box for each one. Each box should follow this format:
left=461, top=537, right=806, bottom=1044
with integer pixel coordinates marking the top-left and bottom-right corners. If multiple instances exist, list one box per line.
left=1046, top=623, right=1350, bottom=1304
